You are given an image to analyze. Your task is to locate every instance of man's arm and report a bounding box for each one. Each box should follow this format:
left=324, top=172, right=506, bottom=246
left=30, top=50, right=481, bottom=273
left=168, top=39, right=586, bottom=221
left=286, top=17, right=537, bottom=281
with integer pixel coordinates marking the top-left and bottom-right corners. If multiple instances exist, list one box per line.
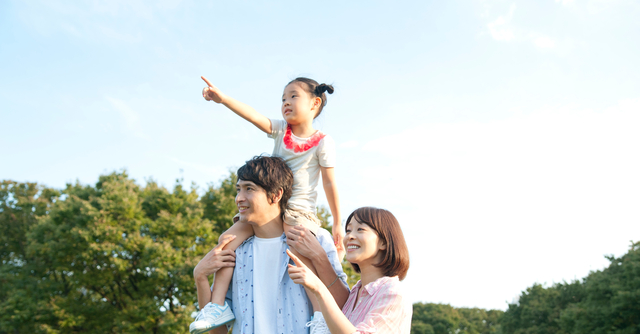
left=286, top=226, right=350, bottom=308
left=193, top=235, right=237, bottom=334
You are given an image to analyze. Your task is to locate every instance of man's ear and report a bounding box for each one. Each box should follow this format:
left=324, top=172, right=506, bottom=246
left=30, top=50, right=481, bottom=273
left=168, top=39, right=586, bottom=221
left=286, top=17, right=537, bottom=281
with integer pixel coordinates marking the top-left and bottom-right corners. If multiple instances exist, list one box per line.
left=270, top=188, right=284, bottom=205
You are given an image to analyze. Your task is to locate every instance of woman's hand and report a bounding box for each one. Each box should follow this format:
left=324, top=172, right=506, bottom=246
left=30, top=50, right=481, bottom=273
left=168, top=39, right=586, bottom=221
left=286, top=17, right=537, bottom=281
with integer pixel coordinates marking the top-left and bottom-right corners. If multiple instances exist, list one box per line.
left=286, top=226, right=324, bottom=261
left=201, top=76, right=227, bottom=103
left=193, top=234, right=237, bottom=281
left=287, top=249, right=324, bottom=294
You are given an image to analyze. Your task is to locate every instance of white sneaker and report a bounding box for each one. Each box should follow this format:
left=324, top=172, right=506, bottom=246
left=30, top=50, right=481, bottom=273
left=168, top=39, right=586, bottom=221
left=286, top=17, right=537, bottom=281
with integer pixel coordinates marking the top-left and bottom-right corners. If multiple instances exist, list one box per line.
left=306, top=311, right=331, bottom=334
left=189, top=302, right=235, bottom=334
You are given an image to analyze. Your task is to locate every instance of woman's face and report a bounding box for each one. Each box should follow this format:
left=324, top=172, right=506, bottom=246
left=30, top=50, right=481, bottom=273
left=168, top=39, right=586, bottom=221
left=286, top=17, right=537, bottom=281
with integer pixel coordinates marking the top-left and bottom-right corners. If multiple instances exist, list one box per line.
left=343, top=217, right=386, bottom=267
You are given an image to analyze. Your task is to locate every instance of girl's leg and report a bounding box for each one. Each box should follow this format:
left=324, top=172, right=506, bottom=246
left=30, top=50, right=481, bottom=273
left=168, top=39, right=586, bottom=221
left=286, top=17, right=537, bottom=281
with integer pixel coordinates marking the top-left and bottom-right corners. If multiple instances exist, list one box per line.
left=210, top=221, right=254, bottom=306
left=283, top=223, right=321, bottom=312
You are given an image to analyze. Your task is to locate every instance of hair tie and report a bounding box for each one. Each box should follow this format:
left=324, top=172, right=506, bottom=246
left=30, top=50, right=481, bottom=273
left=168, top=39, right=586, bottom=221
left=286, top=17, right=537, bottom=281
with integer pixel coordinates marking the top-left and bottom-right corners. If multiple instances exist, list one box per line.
left=317, top=84, right=334, bottom=95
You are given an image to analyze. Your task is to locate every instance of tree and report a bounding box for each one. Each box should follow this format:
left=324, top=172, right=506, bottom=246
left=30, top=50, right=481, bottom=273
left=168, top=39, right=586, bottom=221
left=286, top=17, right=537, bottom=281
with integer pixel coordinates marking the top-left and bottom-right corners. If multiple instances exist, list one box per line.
left=560, top=242, right=640, bottom=334
left=501, top=241, right=640, bottom=334
left=201, top=171, right=238, bottom=237
left=411, top=303, right=503, bottom=334
left=0, top=172, right=232, bottom=333
left=500, top=281, right=584, bottom=334
left=0, top=180, right=60, bottom=333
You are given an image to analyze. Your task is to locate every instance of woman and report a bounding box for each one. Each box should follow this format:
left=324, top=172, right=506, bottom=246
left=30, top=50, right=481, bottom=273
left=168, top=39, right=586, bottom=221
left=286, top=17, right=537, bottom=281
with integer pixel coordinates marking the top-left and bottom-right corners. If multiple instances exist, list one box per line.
left=287, top=207, right=412, bottom=334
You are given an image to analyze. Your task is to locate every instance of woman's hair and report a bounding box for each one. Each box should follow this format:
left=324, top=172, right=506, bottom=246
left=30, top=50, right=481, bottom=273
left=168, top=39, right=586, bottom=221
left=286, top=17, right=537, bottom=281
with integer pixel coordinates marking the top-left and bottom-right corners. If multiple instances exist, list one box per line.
left=286, top=77, right=334, bottom=118
left=237, top=155, right=293, bottom=219
left=345, top=207, right=410, bottom=280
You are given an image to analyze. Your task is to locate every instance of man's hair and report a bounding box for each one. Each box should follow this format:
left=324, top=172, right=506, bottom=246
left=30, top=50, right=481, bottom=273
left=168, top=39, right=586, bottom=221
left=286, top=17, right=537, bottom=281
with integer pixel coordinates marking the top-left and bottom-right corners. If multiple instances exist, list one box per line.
left=346, top=207, right=410, bottom=280
left=237, top=155, right=293, bottom=218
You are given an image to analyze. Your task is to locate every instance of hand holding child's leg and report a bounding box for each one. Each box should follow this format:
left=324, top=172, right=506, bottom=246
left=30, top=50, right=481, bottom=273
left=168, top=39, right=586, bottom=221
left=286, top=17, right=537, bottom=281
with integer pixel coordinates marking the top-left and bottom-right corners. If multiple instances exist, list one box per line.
left=190, top=220, right=254, bottom=334
left=210, top=221, right=254, bottom=305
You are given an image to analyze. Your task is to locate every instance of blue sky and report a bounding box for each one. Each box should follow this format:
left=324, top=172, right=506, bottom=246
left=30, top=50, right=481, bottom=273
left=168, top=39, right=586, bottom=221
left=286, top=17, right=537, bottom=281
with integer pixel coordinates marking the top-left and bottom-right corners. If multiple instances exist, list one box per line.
left=2, top=0, right=639, bottom=310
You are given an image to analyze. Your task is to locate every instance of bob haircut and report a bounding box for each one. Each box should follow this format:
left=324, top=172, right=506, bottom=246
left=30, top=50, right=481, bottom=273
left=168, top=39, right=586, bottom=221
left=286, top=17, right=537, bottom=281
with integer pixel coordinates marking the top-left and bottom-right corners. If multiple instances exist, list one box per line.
left=345, top=207, right=410, bottom=280
left=236, top=155, right=293, bottom=219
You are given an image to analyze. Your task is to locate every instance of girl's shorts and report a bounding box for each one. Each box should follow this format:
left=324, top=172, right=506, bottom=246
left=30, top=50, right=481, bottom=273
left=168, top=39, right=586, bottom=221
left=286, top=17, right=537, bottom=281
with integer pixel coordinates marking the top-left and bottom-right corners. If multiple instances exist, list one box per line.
left=284, top=208, right=321, bottom=236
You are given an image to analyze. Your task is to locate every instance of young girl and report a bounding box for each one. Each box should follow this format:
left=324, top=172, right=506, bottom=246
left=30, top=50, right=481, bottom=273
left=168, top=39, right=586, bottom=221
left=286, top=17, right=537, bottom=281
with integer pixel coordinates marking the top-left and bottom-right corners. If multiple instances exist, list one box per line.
left=190, top=76, right=343, bottom=333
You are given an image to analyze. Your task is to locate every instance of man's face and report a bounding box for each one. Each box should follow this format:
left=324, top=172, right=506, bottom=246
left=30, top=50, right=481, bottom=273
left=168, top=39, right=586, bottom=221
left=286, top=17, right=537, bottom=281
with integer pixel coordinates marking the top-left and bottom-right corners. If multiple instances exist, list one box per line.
left=235, top=180, right=279, bottom=226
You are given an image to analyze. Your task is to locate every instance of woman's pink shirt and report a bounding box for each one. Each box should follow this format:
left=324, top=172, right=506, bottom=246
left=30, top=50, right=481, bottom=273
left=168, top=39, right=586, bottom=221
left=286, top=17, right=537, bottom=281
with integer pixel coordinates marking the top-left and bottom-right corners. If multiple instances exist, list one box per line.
left=342, top=276, right=412, bottom=333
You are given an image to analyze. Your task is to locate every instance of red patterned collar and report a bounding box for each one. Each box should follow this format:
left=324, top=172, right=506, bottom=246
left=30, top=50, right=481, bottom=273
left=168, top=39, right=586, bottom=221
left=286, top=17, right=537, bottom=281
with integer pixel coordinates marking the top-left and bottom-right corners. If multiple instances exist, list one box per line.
left=283, top=124, right=326, bottom=153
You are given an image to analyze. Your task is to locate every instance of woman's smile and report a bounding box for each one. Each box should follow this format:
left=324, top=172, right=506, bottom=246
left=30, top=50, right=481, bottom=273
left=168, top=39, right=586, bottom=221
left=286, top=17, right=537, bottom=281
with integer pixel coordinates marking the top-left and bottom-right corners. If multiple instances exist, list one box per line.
left=344, top=218, right=385, bottom=265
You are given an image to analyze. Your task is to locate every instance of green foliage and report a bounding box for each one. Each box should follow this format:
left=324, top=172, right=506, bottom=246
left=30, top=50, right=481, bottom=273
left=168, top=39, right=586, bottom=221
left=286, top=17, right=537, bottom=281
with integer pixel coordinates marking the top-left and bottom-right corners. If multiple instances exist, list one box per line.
left=502, top=241, right=640, bottom=334
left=201, top=171, right=238, bottom=237
left=411, top=303, right=503, bottom=334
left=0, top=173, right=235, bottom=333
left=0, top=180, right=60, bottom=333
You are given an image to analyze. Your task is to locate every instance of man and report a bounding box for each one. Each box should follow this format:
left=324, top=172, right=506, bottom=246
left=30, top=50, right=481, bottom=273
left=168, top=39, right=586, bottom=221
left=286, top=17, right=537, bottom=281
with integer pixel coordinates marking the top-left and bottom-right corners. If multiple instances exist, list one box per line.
left=193, top=156, right=349, bottom=334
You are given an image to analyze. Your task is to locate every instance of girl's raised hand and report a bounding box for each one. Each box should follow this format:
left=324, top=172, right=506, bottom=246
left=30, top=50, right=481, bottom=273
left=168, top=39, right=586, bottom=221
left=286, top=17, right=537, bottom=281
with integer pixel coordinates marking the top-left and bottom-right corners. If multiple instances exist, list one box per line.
left=201, top=76, right=226, bottom=103
left=286, top=249, right=323, bottom=293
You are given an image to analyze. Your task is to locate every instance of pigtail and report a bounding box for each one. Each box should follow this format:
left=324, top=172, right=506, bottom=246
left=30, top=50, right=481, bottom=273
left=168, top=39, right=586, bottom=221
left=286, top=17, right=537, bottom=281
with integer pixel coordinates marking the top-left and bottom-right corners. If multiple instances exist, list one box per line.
left=316, top=84, right=335, bottom=95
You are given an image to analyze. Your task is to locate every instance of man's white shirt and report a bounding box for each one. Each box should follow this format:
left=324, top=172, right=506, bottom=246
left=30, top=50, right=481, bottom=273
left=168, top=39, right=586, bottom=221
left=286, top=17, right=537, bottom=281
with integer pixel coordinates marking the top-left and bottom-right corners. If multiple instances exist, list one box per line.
left=253, top=236, right=283, bottom=333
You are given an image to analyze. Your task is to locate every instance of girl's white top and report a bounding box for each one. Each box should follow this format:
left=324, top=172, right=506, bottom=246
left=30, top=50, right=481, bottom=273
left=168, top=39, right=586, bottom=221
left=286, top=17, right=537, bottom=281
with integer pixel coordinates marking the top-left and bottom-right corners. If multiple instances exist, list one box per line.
left=268, top=119, right=336, bottom=213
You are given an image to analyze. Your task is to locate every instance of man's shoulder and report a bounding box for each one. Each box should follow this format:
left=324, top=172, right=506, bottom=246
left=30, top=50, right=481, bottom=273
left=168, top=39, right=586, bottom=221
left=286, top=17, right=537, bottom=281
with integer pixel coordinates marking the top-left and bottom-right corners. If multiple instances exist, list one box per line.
left=315, top=228, right=337, bottom=251
left=236, top=235, right=256, bottom=251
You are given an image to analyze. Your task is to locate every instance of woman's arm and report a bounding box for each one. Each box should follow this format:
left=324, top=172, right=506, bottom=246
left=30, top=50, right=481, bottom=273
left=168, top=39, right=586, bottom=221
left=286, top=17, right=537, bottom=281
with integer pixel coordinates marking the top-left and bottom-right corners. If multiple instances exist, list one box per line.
left=201, top=76, right=272, bottom=134
left=286, top=226, right=350, bottom=308
left=320, top=166, right=343, bottom=255
left=287, top=250, right=357, bottom=334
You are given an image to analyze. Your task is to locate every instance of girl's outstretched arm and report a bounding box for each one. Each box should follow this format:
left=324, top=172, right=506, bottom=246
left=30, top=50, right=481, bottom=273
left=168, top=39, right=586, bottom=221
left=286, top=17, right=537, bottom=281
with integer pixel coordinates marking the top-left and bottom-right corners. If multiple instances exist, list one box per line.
left=201, top=76, right=272, bottom=134
left=321, top=166, right=344, bottom=256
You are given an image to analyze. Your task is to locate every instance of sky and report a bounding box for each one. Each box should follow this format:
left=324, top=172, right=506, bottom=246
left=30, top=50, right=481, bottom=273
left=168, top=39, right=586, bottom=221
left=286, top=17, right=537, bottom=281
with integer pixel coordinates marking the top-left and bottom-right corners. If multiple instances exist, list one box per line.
left=1, top=0, right=639, bottom=310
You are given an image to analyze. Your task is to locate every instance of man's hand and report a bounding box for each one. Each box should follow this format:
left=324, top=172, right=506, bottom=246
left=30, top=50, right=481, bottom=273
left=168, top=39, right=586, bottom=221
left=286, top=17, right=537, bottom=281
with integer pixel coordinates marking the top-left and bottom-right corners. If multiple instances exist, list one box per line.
left=193, top=234, right=237, bottom=282
left=201, top=76, right=226, bottom=103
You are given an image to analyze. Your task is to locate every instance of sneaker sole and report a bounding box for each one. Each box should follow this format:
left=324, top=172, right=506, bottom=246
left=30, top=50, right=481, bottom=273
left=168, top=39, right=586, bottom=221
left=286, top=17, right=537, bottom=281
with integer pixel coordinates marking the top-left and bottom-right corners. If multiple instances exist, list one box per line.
left=190, top=314, right=235, bottom=334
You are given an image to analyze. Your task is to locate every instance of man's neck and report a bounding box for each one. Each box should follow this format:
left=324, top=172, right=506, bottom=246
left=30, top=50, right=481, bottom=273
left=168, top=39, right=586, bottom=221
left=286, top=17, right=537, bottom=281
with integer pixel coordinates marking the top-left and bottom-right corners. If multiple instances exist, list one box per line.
left=252, top=216, right=285, bottom=239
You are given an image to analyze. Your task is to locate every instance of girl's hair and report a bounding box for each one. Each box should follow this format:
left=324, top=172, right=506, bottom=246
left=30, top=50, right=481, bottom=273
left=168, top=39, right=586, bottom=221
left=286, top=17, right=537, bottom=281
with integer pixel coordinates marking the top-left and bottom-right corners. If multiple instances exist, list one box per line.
left=286, top=77, right=334, bottom=118
left=345, top=207, right=410, bottom=280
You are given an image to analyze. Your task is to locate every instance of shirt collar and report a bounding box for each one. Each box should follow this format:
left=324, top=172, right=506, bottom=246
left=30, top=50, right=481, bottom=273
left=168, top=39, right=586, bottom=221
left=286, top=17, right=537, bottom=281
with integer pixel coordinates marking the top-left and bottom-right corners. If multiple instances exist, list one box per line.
left=362, top=276, right=398, bottom=295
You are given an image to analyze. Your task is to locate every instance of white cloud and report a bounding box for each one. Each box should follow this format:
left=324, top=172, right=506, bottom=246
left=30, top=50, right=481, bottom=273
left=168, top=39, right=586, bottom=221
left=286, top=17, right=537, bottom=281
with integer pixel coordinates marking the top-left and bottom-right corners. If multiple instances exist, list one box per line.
left=339, top=140, right=359, bottom=149
left=482, top=2, right=566, bottom=51
left=166, top=156, right=226, bottom=179
left=358, top=98, right=640, bottom=309
left=555, top=0, right=576, bottom=6
left=106, top=97, right=146, bottom=138
left=487, top=3, right=516, bottom=41
left=13, top=0, right=181, bottom=42
left=531, top=34, right=556, bottom=49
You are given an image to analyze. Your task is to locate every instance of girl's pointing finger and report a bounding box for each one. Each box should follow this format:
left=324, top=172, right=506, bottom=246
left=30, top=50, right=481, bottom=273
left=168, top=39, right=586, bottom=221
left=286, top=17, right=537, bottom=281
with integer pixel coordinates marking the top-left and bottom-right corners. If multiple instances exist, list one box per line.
left=201, top=76, right=214, bottom=87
